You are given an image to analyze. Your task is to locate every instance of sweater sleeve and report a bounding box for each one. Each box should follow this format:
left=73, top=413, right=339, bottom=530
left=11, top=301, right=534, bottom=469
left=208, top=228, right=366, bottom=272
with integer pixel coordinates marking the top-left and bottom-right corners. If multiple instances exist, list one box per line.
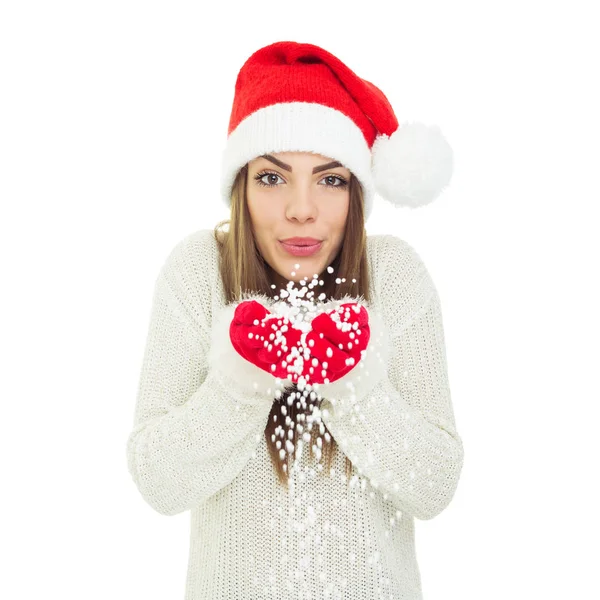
left=318, top=240, right=464, bottom=521
left=126, top=252, right=276, bottom=516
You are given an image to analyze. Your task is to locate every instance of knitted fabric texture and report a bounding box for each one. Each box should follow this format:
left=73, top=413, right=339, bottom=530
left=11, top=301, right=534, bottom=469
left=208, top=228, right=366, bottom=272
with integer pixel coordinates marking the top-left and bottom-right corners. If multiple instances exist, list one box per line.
left=126, top=229, right=464, bottom=599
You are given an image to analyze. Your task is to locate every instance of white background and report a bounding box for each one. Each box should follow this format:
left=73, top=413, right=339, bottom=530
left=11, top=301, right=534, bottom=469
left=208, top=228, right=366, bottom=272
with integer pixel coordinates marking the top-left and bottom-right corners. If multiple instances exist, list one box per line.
left=1, top=1, right=599, bottom=598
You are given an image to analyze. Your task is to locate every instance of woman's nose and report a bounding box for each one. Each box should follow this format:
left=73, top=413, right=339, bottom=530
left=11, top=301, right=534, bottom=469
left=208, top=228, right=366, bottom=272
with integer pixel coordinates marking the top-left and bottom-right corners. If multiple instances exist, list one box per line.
left=285, top=188, right=317, bottom=222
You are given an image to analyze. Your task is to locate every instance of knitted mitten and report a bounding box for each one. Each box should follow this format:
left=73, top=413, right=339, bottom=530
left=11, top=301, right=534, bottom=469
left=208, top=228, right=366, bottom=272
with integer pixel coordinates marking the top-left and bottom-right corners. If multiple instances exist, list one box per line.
left=229, top=300, right=370, bottom=385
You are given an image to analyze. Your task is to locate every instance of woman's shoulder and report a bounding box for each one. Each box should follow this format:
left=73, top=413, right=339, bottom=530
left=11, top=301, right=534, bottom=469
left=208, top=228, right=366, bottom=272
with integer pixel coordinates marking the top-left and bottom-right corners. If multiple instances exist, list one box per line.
left=366, top=233, right=438, bottom=329
left=160, top=229, right=218, bottom=273
left=366, top=233, right=428, bottom=278
left=168, top=227, right=219, bottom=256
left=156, top=228, right=220, bottom=303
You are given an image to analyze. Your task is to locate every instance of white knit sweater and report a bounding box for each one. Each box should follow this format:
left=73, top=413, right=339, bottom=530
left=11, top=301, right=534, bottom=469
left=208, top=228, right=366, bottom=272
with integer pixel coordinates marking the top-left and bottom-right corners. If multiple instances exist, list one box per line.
left=126, top=229, right=464, bottom=600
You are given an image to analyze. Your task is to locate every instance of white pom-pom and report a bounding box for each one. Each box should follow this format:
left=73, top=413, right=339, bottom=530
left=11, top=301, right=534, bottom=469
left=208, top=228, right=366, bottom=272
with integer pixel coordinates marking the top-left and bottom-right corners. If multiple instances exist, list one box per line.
left=371, top=122, right=453, bottom=208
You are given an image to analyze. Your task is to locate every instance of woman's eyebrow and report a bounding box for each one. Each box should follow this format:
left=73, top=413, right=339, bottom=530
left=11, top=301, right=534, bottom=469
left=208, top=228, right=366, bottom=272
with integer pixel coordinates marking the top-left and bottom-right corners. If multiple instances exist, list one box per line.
left=261, top=154, right=343, bottom=174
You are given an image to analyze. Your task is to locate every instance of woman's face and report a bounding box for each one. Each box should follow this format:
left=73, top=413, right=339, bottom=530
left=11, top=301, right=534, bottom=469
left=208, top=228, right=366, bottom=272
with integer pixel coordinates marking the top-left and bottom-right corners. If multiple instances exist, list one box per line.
left=246, top=151, right=351, bottom=287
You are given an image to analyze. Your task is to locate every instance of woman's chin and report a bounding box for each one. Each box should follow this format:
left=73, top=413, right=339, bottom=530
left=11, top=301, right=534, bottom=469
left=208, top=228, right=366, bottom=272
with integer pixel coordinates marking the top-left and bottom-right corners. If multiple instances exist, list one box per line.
left=272, top=260, right=324, bottom=287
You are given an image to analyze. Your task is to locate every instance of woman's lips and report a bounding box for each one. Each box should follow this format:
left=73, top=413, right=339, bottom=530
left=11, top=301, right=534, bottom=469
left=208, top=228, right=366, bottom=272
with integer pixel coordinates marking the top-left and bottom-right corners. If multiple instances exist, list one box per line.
left=278, top=240, right=323, bottom=257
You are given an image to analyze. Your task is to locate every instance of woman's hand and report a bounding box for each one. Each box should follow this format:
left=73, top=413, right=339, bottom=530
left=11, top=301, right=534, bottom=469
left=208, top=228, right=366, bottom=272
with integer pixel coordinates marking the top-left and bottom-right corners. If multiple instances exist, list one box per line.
left=229, top=299, right=370, bottom=385
left=229, top=300, right=301, bottom=379
left=305, top=302, right=371, bottom=384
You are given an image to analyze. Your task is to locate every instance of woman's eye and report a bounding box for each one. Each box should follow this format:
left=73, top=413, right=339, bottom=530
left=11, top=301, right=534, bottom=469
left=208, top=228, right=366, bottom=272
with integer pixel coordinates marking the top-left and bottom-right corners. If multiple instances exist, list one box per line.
left=253, top=171, right=348, bottom=189
left=254, top=172, right=284, bottom=187
left=321, top=175, right=347, bottom=188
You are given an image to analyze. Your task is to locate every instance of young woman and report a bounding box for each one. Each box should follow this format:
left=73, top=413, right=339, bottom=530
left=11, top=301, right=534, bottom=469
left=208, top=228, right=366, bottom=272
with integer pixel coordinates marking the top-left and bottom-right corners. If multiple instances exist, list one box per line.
left=126, top=41, right=464, bottom=599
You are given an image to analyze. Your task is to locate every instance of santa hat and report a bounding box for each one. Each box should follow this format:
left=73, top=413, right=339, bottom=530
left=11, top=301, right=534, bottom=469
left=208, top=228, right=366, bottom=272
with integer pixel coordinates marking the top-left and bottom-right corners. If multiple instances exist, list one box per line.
left=220, top=41, right=453, bottom=221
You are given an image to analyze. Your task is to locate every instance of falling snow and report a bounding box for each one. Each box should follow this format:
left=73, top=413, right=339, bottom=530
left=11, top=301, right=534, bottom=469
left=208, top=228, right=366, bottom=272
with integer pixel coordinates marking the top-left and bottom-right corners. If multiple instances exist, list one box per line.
left=233, top=260, right=411, bottom=598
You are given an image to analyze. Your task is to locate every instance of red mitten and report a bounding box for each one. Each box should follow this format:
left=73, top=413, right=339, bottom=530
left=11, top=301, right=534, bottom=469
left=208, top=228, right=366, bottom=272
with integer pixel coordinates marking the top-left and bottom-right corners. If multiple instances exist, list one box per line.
left=229, top=300, right=302, bottom=379
left=305, top=302, right=370, bottom=384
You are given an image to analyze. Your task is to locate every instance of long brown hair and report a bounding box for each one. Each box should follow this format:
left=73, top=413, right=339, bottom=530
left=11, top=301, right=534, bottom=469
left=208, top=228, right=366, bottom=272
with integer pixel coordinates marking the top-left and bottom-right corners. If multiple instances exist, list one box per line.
left=213, top=163, right=371, bottom=488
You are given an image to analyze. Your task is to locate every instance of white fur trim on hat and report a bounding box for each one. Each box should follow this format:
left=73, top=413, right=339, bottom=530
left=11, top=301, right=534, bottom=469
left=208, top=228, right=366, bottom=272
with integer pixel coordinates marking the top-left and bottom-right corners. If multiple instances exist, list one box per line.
left=220, top=102, right=377, bottom=220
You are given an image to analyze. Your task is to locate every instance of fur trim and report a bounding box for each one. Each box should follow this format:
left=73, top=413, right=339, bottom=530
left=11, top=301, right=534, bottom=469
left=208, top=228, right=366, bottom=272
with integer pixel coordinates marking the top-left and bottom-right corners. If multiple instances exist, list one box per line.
left=309, top=302, right=390, bottom=412
left=208, top=297, right=294, bottom=404
left=220, top=102, right=377, bottom=221
left=208, top=294, right=390, bottom=407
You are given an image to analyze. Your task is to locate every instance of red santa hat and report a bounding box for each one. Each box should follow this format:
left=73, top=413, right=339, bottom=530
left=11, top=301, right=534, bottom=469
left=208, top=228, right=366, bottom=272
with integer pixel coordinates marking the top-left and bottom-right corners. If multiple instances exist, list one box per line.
left=220, top=41, right=453, bottom=221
